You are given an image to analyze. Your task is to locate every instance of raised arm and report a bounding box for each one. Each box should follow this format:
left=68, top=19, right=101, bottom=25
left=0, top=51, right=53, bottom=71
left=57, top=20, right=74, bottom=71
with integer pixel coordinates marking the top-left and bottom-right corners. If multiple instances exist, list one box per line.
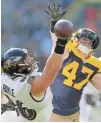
left=31, top=20, right=73, bottom=95
left=50, top=32, right=69, bottom=60
left=31, top=52, right=64, bottom=95
left=45, top=3, right=69, bottom=59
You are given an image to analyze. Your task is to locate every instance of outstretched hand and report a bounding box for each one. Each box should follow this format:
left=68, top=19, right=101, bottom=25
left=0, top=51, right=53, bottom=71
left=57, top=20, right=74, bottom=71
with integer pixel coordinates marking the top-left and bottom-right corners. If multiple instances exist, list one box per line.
left=45, top=3, right=67, bottom=22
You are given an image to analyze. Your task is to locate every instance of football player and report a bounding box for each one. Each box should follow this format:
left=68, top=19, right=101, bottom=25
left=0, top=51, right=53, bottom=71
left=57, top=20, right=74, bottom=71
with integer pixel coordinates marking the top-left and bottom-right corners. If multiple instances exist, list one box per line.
left=1, top=33, right=69, bottom=122
left=45, top=3, right=101, bottom=122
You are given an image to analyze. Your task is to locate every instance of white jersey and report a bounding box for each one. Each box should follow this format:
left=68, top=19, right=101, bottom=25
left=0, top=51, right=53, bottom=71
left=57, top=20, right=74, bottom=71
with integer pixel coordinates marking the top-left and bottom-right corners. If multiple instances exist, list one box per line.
left=80, top=83, right=101, bottom=122
left=1, top=72, right=53, bottom=122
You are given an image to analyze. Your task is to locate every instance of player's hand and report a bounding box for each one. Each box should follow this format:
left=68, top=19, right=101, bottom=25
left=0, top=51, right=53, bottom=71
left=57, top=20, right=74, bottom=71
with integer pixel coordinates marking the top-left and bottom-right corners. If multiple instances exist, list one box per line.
left=45, top=3, right=67, bottom=22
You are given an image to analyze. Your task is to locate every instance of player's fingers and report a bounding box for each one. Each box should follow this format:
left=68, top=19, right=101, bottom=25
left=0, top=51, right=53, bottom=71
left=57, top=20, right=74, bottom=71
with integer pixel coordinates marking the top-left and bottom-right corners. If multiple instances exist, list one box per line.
left=57, top=3, right=60, bottom=11
left=48, top=17, right=52, bottom=20
left=52, top=3, right=56, bottom=10
left=61, top=10, right=67, bottom=17
left=45, top=10, right=50, bottom=15
left=47, top=6, right=53, bottom=13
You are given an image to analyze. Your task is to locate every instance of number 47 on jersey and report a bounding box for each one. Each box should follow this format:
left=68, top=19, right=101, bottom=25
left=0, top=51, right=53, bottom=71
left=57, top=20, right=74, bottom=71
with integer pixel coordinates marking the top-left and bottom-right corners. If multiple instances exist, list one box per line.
left=62, top=61, right=94, bottom=90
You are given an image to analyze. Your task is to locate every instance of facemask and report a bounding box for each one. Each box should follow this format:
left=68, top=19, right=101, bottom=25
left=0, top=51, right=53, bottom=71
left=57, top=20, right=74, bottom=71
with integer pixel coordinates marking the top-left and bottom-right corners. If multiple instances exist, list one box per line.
left=77, top=43, right=91, bottom=55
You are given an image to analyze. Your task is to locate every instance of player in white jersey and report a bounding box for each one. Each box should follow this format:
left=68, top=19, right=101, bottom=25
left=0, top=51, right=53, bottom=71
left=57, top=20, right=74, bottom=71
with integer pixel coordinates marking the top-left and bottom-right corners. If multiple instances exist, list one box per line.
left=1, top=33, right=69, bottom=122
left=1, top=69, right=53, bottom=122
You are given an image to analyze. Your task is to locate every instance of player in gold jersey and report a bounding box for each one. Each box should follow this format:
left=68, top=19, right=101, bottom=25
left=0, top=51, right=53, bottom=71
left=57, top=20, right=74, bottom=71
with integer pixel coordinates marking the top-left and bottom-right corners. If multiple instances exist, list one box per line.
left=46, top=3, right=101, bottom=122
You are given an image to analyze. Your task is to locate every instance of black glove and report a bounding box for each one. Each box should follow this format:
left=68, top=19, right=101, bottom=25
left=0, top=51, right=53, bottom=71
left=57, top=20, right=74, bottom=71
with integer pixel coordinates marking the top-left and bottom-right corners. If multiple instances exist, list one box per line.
left=45, top=3, right=67, bottom=32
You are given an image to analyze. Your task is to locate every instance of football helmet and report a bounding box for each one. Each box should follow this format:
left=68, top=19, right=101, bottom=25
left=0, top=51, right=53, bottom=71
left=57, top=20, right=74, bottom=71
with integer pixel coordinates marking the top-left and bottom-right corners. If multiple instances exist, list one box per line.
left=1, top=48, right=39, bottom=77
left=74, top=28, right=99, bottom=52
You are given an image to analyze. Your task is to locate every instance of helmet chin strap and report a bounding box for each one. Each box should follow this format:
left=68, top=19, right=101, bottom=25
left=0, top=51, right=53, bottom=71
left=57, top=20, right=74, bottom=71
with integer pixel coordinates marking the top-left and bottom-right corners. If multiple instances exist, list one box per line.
left=77, top=43, right=91, bottom=56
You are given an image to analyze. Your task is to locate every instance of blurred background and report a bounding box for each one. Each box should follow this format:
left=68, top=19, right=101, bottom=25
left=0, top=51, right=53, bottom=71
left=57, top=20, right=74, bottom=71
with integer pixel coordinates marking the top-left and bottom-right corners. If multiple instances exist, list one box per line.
left=1, top=0, right=101, bottom=121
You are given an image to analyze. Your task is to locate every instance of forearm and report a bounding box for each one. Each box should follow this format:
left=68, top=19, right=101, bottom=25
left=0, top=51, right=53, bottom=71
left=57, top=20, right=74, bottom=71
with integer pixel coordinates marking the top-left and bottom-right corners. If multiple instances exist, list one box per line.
left=51, top=32, right=69, bottom=60
left=51, top=32, right=57, bottom=44
left=31, top=37, right=68, bottom=95
left=91, top=80, right=101, bottom=92
left=91, top=73, right=101, bottom=92
left=31, top=53, right=63, bottom=95
left=50, top=20, right=57, bottom=53
left=50, top=20, right=70, bottom=59
left=45, top=53, right=63, bottom=75
left=50, top=32, right=57, bottom=53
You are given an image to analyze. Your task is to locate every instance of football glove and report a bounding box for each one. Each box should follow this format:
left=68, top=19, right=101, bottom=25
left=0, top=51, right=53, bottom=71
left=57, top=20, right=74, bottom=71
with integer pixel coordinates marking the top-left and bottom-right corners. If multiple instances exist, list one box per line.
left=45, top=3, right=67, bottom=22
left=45, top=3, right=67, bottom=32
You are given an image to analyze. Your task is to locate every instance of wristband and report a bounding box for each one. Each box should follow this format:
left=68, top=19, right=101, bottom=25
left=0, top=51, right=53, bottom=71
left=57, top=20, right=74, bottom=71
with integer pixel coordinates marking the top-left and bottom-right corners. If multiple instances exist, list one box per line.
left=54, top=39, right=67, bottom=54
